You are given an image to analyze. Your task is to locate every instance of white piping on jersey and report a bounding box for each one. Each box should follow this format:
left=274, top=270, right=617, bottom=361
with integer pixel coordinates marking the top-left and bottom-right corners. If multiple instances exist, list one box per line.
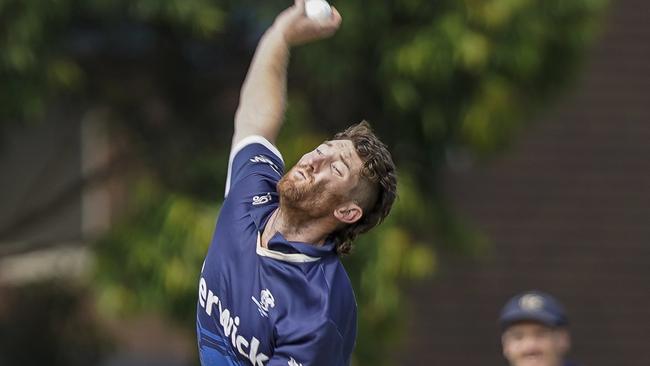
left=225, top=135, right=284, bottom=198
left=256, top=232, right=320, bottom=263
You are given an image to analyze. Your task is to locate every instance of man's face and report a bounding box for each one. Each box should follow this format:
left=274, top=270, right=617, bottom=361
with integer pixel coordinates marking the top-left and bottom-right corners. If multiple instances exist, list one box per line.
left=502, top=322, right=570, bottom=366
left=277, top=139, right=363, bottom=218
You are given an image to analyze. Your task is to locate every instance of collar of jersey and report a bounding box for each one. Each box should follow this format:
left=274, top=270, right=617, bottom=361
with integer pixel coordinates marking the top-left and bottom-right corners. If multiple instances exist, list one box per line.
left=250, top=204, right=337, bottom=262
left=256, top=232, right=336, bottom=263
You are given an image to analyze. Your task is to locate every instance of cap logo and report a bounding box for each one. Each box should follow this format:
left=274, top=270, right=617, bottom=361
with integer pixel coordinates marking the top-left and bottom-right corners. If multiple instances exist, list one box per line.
left=519, top=294, right=544, bottom=311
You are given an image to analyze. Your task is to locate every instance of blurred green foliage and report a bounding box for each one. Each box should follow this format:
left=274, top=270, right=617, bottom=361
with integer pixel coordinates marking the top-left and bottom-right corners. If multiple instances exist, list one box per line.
left=94, top=179, right=218, bottom=324
left=1, top=0, right=606, bottom=364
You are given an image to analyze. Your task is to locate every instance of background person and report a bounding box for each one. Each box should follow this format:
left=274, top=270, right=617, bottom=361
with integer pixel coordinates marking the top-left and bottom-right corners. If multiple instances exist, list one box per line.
left=499, top=291, right=577, bottom=366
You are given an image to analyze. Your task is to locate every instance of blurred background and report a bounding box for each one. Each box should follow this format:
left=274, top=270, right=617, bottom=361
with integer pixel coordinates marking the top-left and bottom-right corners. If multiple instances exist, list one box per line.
left=1, top=0, right=648, bottom=365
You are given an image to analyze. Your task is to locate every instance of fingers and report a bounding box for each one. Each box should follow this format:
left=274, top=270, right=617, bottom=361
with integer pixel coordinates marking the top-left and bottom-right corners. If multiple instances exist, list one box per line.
left=287, top=0, right=308, bottom=23
left=329, top=6, right=342, bottom=28
left=277, top=0, right=341, bottom=46
left=293, top=0, right=341, bottom=27
left=312, top=6, right=341, bottom=36
left=294, top=0, right=305, bottom=13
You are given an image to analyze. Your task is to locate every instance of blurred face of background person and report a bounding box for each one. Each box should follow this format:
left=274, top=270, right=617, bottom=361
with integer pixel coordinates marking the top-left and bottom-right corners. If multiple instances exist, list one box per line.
left=499, top=291, right=573, bottom=366
left=502, top=321, right=570, bottom=366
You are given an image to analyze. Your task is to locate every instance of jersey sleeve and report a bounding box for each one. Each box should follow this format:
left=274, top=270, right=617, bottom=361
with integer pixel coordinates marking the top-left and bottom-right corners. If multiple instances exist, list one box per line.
left=224, top=135, right=285, bottom=198
left=266, top=320, right=351, bottom=366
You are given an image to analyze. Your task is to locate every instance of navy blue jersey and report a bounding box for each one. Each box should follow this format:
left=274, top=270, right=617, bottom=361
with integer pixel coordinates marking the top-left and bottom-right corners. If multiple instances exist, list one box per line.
left=196, top=136, right=357, bottom=366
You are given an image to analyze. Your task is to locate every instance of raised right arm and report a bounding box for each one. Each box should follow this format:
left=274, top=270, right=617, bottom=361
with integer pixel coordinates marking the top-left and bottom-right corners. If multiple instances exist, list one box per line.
left=231, top=0, right=342, bottom=148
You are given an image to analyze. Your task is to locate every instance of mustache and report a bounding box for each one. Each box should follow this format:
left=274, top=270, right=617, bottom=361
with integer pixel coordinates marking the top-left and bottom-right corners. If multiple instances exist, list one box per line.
left=294, top=165, right=315, bottom=182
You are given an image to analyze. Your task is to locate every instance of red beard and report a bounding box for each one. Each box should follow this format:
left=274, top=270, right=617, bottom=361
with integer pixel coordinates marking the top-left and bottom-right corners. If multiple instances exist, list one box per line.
left=277, top=166, right=344, bottom=219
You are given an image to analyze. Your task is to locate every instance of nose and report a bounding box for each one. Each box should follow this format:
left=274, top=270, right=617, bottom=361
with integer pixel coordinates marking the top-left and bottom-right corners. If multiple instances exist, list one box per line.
left=303, top=151, right=328, bottom=172
left=519, top=337, right=542, bottom=354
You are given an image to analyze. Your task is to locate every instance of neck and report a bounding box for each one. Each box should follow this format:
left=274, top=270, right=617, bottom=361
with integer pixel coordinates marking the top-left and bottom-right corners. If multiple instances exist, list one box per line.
left=261, top=207, right=336, bottom=248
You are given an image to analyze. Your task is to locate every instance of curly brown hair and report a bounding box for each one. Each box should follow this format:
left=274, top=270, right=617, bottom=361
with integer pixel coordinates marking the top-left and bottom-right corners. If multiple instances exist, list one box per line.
left=331, top=121, right=397, bottom=255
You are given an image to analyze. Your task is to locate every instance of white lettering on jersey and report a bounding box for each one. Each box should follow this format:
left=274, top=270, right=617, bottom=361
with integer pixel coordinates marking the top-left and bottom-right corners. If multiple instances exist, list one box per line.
left=288, top=357, right=303, bottom=366
left=199, top=277, right=269, bottom=366
left=252, top=193, right=272, bottom=206
left=250, top=155, right=281, bottom=176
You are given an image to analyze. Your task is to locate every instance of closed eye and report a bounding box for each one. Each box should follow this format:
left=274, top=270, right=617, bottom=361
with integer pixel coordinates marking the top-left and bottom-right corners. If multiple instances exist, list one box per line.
left=332, top=164, right=342, bottom=176
left=316, top=148, right=323, bottom=155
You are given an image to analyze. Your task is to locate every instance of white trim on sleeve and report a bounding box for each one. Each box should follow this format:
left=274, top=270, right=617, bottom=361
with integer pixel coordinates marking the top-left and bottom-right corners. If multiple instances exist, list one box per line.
left=224, top=135, right=284, bottom=197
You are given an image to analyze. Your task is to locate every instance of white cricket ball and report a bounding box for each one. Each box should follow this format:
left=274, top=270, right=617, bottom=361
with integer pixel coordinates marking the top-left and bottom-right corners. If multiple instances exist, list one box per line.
left=305, top=0, right=332, bottom=21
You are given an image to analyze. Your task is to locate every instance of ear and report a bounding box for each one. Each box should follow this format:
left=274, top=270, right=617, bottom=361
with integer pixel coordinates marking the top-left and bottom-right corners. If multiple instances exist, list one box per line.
left=333, top=202, right=363, bottom=224
left=555, top=328, right=571, bottom=355
left=501, top=334, right=510, bottom=359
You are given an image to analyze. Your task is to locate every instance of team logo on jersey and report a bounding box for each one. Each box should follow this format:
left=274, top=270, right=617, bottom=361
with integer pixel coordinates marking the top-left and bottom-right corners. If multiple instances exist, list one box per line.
left=250, top=155, right=281, bottom=176
left=252, top=193, right=272, bottom=206
left=519, top=294, right=544, bottom=311
left=252, top=289, right=275, bottom=317
left=288, top=357, right=303, bottom=366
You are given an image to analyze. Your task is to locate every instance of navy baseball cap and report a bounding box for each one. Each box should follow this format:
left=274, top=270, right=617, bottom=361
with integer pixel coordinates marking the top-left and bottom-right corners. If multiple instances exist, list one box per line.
left=499, top=291, right=568, bottom=330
